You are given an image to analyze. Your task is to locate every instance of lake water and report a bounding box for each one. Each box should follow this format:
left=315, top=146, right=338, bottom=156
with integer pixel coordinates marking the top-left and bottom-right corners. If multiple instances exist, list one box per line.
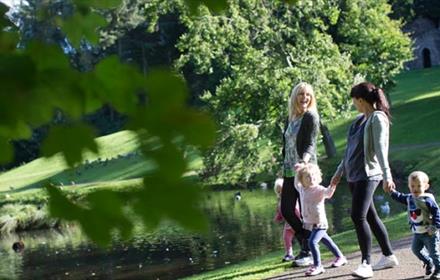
left=0, top=185, right=405, bottom=279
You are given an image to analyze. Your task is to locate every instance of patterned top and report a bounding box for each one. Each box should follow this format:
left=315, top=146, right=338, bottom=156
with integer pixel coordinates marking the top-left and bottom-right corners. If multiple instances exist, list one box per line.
left=391, top=191, right=440, bottom=234
left=283, top=117, right=303, bottom=177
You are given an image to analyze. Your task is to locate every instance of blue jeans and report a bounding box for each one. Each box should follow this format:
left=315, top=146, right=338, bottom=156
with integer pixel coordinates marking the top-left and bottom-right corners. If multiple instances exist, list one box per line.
left=309, top=228, right=343, bottom=266
left=412, top=232, right=440, bottom=270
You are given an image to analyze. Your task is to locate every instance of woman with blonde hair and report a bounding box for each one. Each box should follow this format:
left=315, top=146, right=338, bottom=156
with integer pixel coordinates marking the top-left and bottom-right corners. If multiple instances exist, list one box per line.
left=280, top=82, right=320, bottom=266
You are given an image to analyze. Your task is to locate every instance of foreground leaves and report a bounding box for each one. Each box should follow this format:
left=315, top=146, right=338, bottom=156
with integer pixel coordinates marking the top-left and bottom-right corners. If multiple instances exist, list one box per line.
left=0, top=0, right=218, bottom=245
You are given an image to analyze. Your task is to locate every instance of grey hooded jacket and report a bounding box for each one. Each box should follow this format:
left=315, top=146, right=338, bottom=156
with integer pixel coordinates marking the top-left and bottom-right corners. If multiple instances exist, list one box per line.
left=334, top=111, right=392, bottom=181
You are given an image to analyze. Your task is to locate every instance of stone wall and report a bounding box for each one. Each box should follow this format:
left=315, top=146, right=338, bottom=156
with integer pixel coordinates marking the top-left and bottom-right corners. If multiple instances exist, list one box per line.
left=405, top=18, right=440, bottom=69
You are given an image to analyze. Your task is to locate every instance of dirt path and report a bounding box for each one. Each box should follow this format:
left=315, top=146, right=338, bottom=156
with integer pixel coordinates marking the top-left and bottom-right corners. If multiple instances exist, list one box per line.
left=265, top=236, right=427, bottom=280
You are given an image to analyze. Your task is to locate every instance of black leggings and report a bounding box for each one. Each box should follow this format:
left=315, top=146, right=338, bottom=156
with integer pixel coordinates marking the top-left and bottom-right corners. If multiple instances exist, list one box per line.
left=349, top=180, right=393, bottom=264
left=281, top=176, right=310, bottom=252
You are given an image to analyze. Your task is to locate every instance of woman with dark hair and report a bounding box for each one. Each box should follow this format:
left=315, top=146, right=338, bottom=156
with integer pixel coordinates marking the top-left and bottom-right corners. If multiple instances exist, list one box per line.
left=330, top=82, right=398, bottom=278
left=281, top=82, right=320, bottom=266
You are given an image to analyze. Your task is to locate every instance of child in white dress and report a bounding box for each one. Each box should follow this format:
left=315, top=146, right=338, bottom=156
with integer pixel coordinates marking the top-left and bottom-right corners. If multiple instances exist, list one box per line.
left=295, top=163, right=347, bottom=276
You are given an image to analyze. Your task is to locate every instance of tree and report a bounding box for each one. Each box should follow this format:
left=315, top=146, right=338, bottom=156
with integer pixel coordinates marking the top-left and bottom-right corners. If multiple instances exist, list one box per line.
left=330, top=0, right=413, bottom=88
left=176, top=0, right=411, bottom=184
left=388, top=0, right=415, bottom=22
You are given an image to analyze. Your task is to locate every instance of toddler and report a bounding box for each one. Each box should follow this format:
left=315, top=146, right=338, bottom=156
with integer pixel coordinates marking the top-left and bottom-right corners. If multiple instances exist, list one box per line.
left=389, top=171, right=440, bottom=279
left=295, top=163, right=347, bottom=276
left=274, top=178, right=300, bottom=262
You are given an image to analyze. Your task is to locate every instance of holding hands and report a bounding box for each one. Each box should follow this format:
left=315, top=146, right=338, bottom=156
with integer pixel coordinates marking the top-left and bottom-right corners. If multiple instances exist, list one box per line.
left=383, top=179, right=396, bottom=193
left=330, top=174, right=341, bottom=188
left=294, top=162, right=305, bottom=172
left=427, top=225, right=439, bottom=236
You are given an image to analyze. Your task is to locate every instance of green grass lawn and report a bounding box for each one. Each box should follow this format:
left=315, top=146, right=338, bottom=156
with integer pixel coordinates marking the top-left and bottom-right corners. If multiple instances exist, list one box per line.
left=0, top=130, right=143, bottom=193
left=390, top=67, right=440, bottom=145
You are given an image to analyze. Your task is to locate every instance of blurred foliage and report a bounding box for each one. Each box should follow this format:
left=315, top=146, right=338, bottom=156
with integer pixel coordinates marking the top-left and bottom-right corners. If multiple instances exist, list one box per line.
left=0, top=0, right=217, bottom=245
left=1, top=0, right=413, bottom=243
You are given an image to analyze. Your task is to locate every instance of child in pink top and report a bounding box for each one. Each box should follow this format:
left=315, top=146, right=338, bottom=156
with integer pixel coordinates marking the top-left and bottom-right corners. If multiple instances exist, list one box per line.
left=274, top=178, right=301, bottom=262
left=295, top=163, right=347, bottom=276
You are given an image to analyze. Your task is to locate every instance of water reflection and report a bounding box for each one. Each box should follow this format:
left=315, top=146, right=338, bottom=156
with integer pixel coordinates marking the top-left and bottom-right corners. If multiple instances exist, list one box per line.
left=0, top=185, right=405, bottom=279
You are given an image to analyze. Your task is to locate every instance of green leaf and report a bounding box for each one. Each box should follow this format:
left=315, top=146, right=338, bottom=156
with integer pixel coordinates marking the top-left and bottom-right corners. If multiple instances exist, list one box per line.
left=0, top=121, right=32, bottom=139
left=46, top=185, right=85, bottom=221
left=134, top=176, right=208, bottom=231
left=0, top=3, right=11, bottom=29
left=74, top=0, right=122, bottom=9
left=25, top=41, right=71, bottom=71
left=0, top=136, right=13, bottom=164
left=41, top=123, right=99, bottom=166
left=145, top=142, right=187, bottom=179
left=93, top=56, right=142, bottom=113
left=172, top=109, right=216, bottom=148
left=46, top=186, right=132, bottom=246
left=0, top=54, right=36, bottom=94
left=59, top=11, right=106, bottom=46
left=81, top=190, right=133, bottom=245
left=283, top=0, right=300, bottom=5
left=185, top=0, right=228, bottom=14
left=144, top=68, right=188, bottom=111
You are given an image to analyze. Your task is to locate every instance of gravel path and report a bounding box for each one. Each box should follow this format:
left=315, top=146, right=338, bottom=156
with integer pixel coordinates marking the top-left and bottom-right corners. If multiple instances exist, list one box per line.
left=265, top=236, right=428, bottom=280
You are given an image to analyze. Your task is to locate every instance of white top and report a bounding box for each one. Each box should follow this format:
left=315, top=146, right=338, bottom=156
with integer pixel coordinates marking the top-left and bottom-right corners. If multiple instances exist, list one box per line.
left=294, top=179, right=336, bottom=230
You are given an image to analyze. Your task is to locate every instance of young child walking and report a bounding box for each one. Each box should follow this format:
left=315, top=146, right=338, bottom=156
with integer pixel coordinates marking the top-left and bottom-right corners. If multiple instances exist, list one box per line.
left=388, top=171, right=440, bottom=280
left=294, top=163, right=347, bottom=276
left=274, top=178, right=301, bottom=262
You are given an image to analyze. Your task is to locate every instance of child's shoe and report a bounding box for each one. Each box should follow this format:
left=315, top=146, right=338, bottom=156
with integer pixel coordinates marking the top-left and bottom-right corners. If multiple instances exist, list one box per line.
left=352, top=260, right=373, bottom=278
left=372, top=254, right=399, bottom=270
left=424, top=262, right=434, bottom=279
left=293, top=251, right=313, bottom=267
left=305, top=265, right=325, bottom=276
left=282, top=254, right=294, bottom=262
left=430, top=270, right=440, bottom=280
left=331, top=256, right=348, bottom=267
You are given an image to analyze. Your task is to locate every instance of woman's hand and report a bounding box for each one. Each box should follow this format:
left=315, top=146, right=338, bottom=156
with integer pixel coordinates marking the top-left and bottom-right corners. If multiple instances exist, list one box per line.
left=383, top=179, right=395, bottom=193
left=294, top=162, right=305, bottom=171
left=330, top=174, right=341, bottom=188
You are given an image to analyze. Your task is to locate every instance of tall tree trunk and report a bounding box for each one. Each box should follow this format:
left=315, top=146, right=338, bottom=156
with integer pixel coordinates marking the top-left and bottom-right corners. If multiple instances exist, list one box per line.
left=320, top=121, right=336, bottom=158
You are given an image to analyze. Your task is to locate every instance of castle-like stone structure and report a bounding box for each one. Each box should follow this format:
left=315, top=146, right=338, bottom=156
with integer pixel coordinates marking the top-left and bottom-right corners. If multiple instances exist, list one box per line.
left=405, top=18, right=440, bottom=69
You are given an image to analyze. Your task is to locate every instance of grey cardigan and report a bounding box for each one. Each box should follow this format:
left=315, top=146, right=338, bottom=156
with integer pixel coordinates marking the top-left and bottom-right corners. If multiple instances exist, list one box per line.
left=334, top=111, right=392, bottom=181
left=282, top=110, right=320, bottom=163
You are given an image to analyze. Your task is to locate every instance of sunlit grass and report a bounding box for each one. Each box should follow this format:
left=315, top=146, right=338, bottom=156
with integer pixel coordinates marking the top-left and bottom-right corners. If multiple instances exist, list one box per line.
left=0, top=130, right=141, bottom=192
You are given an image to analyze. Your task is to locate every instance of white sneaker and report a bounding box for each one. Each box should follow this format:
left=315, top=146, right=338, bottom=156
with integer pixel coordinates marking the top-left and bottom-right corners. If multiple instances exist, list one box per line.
left=295, top=256, right=313, bottom=267
left=305, top=265, right=325, bottom=276
left=352, top=261, right=373, bottom=278
left=372, top=254, right=399, bottom=270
